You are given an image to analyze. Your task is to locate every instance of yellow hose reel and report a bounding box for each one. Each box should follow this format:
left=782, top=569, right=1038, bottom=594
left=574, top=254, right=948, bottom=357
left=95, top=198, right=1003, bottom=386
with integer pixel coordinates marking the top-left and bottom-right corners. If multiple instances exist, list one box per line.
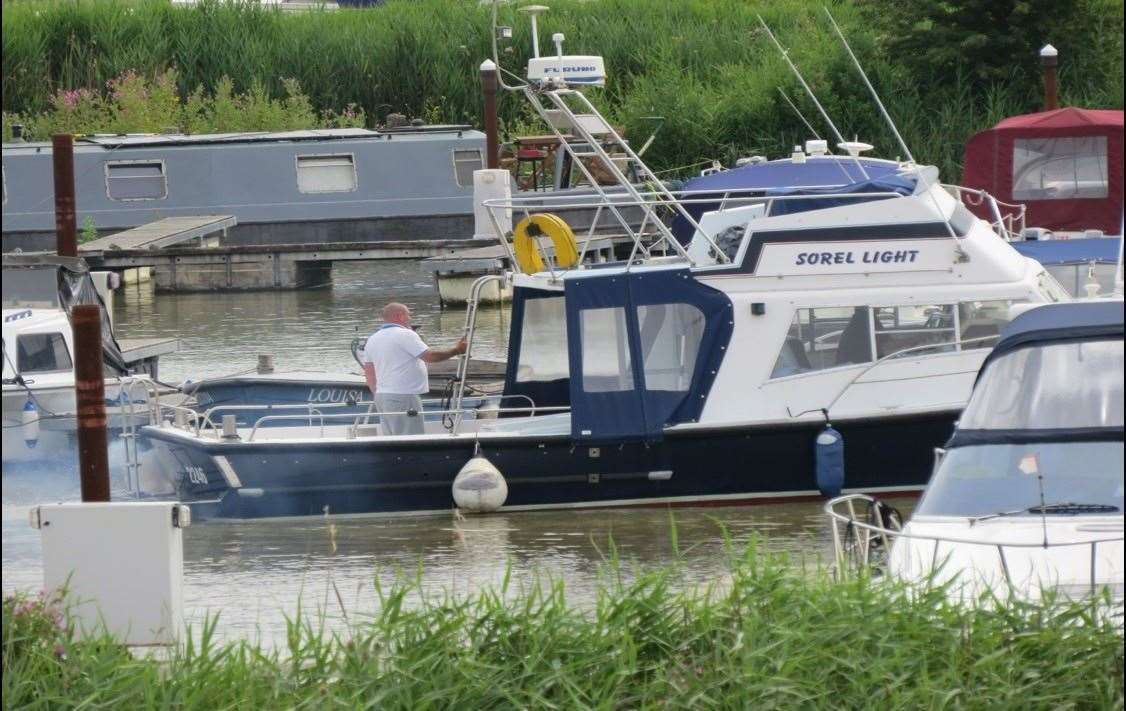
left=512, top=213, right=580, bottom=273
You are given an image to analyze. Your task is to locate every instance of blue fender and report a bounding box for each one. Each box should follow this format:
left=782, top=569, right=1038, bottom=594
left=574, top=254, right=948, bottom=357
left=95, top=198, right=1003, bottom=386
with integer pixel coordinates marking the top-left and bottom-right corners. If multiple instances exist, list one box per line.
left=814, top=425, right=844, bottom=497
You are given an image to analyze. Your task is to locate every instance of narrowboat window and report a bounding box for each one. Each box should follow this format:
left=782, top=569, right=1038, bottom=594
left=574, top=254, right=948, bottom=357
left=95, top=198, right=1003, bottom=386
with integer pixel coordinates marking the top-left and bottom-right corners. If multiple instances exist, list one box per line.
left=958, top=300, right=1019, bottom=347
left=515, top=296, right=570, bottom=382
left=771, top=306, right=872, bottom=378
left=1012, top=136, right=1108, bottom=200
left=637, top=303, right=705, bottom=392
left=17, top=332, right=72, bottom=373
left=452, top=149, right=484, bottom=188
left=296, top=154, right=357, bottom=193
left=580, top=307, right=634, bottom=392
left=874, top=304, right=956, bottom=359
left=105, top=160, right=167, bottom=201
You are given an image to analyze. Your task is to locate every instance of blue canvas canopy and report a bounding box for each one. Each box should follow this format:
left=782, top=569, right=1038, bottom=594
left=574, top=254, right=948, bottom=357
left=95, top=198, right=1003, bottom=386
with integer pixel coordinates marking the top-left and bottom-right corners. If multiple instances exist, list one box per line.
left=564, top=268, right=733, bottom=443
left=671, top=158, right=911, bottom=242
left=1011, top=237, right=1122, bottom=265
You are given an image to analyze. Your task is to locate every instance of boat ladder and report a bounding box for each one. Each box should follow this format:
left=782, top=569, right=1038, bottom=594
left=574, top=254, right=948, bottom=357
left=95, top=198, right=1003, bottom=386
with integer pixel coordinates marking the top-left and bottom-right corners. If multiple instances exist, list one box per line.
left=448, top=274, right=508, bottom=432
left=519, top=84, right=730, bottom=269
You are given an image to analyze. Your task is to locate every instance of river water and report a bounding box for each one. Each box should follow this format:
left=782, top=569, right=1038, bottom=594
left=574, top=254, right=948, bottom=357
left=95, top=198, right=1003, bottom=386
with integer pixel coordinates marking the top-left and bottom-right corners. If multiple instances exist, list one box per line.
left=1, top=260, right=910, bottom=644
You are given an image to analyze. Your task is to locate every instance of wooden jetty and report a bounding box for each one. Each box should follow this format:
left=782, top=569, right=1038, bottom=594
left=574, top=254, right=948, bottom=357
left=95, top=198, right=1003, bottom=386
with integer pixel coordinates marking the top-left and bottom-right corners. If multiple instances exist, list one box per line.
left=76, top=212, right=494, bottom=292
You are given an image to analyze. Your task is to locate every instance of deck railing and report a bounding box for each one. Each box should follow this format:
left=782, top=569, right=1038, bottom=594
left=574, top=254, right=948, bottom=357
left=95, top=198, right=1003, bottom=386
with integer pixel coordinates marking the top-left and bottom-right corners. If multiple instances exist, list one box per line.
left=824, top=494, right=1125, bottom=606
left=484, top=180, right=1028, bottom=276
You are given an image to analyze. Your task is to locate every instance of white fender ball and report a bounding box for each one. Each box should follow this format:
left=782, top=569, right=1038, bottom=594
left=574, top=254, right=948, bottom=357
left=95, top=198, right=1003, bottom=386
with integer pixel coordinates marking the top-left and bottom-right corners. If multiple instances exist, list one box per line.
left=452, top=456, right=508, bottom=513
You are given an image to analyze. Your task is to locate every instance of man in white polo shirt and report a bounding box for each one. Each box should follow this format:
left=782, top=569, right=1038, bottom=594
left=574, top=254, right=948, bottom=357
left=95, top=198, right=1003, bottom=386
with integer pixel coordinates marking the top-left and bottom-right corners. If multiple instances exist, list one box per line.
left=361, top=302, right=466, bottom=435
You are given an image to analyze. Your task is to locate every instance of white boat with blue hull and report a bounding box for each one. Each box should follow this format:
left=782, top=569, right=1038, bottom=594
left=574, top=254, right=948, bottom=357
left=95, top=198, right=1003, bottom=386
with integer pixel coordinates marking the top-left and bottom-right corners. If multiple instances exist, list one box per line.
left=130, top=12, right=1072, bottom=518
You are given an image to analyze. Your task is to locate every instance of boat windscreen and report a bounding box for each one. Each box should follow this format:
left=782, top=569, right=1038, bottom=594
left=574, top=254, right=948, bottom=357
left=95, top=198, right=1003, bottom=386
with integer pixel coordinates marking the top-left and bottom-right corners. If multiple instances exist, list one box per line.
left=2, top=268, right=61, bottom=308
left=915, top=440, right=1123, bottom=517
left=959, top=339, right=1123, bottom=431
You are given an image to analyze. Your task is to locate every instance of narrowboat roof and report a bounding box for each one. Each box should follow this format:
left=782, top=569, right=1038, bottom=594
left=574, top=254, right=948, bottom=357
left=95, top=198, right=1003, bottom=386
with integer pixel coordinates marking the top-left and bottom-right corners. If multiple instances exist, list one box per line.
left=1, top=125, right=480, bottom=152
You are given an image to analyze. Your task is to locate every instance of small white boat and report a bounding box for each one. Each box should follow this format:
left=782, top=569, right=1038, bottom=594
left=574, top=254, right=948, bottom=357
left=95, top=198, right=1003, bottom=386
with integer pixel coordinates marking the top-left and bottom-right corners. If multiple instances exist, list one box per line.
left=827, top=299, right=1124, bottom=614
left=2, top=255, right=155, bottom=465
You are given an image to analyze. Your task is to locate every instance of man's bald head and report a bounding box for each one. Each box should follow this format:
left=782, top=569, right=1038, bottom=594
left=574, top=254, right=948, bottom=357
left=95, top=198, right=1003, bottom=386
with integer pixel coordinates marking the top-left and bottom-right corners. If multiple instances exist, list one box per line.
left=382, top=302, right=411, bottom=326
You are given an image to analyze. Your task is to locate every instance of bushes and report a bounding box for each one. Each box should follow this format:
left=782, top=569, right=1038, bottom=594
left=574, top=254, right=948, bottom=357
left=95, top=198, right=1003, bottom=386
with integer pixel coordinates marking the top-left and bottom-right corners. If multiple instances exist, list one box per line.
left=2, top=69, right=365, bottom=142
left=1, top=0, right=1122, bottom=177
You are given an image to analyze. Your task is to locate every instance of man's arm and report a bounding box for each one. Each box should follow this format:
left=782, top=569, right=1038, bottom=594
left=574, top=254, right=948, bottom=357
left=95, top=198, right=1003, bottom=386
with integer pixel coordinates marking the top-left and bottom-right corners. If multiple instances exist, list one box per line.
left=363, top=362, right=377, bottom=395
left=419, top=337, right=468, bottom=364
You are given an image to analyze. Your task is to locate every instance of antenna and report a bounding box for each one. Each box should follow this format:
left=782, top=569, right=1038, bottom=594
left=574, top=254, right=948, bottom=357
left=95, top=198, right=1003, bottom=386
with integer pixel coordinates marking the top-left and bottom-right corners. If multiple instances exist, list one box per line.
left=777, top=87, right=820, bottom=140
left=823, top=7, right=914, bottom=165
left=757, top=15, right=869, bottom=180
left=521, top=5, right=550, bottom=59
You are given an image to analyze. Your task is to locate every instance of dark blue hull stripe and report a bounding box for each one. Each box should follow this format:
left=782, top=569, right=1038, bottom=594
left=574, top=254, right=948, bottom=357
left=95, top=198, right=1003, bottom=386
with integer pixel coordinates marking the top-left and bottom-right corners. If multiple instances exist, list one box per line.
left=141, top=411, right=957, bottom=518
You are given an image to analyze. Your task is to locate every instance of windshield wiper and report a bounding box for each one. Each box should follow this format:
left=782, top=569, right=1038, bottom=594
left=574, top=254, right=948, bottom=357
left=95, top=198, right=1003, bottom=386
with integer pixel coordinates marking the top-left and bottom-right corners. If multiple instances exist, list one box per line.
left=970, top=502, right=1120, bottom=525
left=1028, top=502, right=1119, bottom=515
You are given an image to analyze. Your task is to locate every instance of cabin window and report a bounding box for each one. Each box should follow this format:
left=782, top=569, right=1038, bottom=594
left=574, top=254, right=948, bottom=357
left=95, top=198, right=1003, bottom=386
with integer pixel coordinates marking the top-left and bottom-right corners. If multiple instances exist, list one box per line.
left=636, top=303, right=705, bottom=392
left=515, top=296, right=570, bottom=382
left=771, top=306, right=872, bottom=378
left=1012, top=136, right=1108, bottom=200
left=17, top=332, right=72, bottom=373
left=105, top=160, right=167, bottom=201
left=874, top=304, right=956, bottom=359
left=452, top=149, right=483, bottom=187
left=958, top=300, right=1020, bottom=348
left=296, top=154, right=357, bottom=193
left=580, top=307, right=634, bottom=392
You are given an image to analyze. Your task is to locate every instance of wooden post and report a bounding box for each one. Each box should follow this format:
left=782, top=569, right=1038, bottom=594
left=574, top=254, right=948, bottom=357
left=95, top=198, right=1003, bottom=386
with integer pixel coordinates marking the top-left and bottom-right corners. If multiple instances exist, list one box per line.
left=52, top=134, right=78, bottom=258
left=480, top=59, right=500, bottom=169
left=1040, top=44, right=1059, bottom=111
left=72, top=305, right=111, bottom=503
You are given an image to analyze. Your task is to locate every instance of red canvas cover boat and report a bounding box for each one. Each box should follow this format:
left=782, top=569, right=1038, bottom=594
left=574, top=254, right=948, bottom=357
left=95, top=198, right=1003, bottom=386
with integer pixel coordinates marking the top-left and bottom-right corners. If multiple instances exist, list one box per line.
left=961, top=107, right=1123, bottom=235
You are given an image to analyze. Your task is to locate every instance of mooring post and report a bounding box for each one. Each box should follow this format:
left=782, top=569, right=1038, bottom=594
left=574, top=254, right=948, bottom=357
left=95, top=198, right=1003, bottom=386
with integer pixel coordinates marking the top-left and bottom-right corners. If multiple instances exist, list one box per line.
left=480, top=59, right=500, bottom=169
left=52, top=134, right=78, bottom=258
left=1040, top=44, right=1059, bottom=111
left=72, top=304, right=111, bottom=502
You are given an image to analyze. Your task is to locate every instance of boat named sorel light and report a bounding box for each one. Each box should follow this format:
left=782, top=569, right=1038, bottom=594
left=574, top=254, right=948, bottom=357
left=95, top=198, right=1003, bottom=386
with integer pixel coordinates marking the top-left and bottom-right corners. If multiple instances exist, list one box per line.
left=128, top=16, right=1073, bottom=519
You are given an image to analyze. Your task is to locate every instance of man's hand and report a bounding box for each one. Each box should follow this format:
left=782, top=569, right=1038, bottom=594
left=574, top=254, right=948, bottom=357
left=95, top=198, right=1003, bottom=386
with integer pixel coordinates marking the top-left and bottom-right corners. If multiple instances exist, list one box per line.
left=420, top=337, right=469, bottom=364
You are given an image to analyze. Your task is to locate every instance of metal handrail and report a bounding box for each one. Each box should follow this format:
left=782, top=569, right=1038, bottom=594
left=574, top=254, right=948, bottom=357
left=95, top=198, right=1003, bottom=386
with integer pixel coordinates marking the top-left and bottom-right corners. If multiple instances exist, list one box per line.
left=945, top=184, right=1027, bottom=240
left=791, top=333, right=1003, bottom=422
left=245, top=404, right=571, bottom=442
left=825, top=494, right=1124, bottom=595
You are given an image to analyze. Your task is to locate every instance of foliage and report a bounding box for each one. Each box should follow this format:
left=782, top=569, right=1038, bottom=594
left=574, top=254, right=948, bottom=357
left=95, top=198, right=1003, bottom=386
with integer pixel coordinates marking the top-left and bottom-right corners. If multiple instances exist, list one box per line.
left=863, top=0, right=1087, bottom=87
left=4, top=542, right=1124, bottom=709
left=80, top=216, right=98, bottom=244
left=1, top=69, right=364, bottom=141
left=0, top=0, right=1122, bottom=179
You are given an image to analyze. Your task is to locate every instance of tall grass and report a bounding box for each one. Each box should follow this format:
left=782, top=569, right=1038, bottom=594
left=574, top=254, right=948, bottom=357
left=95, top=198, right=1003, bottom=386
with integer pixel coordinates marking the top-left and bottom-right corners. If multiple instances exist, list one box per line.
left=3, top=540, right=1123, bottom=709
left=2, top=0, right=1123, bottom=178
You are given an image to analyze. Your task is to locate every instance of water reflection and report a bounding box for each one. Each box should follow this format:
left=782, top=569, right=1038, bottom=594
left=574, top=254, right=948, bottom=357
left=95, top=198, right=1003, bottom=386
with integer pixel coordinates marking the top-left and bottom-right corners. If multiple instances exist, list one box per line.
left=112, top=260, right=509, bottom=384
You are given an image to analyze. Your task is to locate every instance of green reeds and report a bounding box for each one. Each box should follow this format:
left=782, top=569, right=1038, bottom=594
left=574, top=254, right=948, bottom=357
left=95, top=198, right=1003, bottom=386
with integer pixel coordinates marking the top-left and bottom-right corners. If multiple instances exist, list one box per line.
left=2, top=0, right=1123, bottom=177
left=4, top=540, right=1123, bottom=709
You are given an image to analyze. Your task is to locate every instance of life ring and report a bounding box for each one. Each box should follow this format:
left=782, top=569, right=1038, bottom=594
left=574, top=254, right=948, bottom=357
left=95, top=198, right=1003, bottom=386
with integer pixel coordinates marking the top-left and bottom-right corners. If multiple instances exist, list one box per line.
left=512, top=213, right=580, bottom=273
